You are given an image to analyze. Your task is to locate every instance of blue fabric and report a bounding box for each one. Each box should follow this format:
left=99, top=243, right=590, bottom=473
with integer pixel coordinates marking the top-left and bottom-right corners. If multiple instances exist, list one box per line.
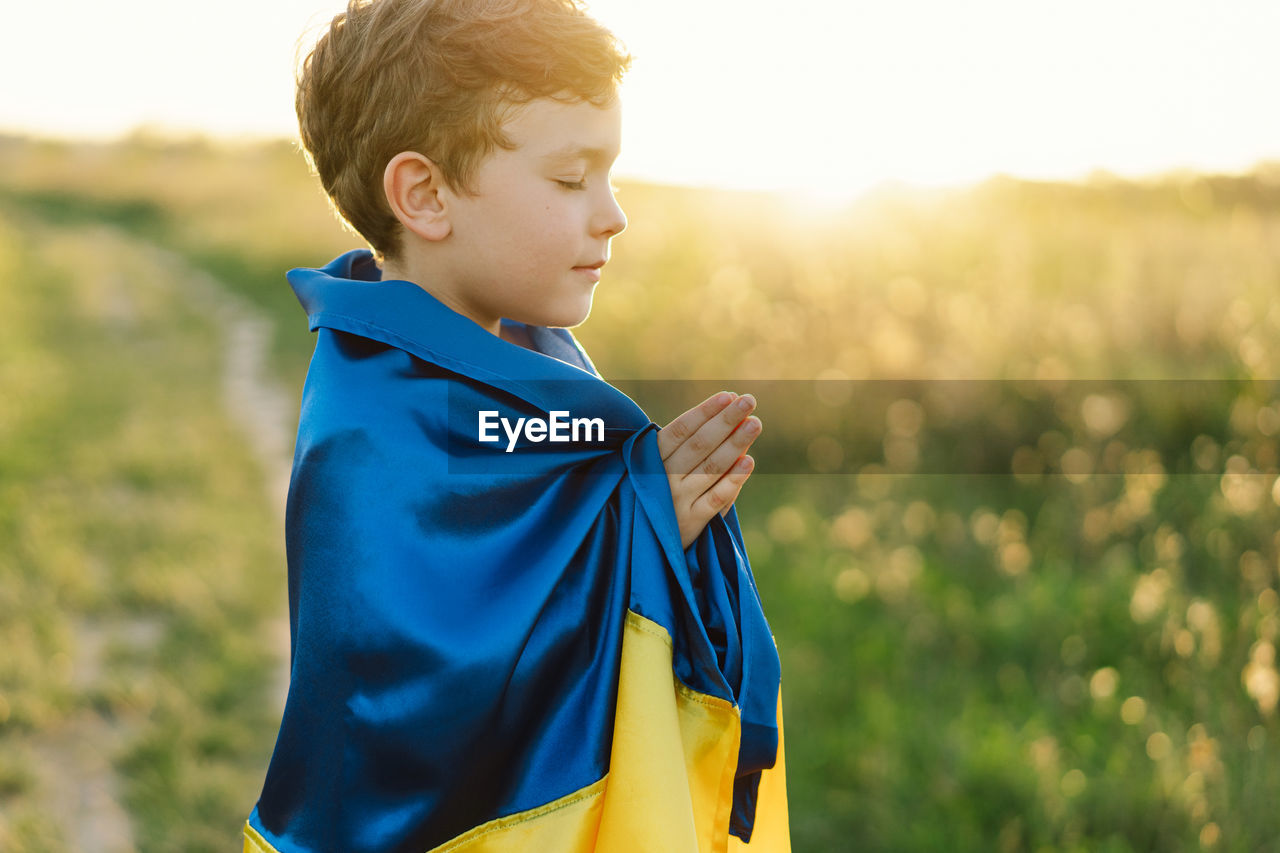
left=249, top=250, right=780, bottom=852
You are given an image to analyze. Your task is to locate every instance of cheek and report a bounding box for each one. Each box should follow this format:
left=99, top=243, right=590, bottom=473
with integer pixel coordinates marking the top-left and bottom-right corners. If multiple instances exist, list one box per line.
left=521, top=210, right=573, bottom=256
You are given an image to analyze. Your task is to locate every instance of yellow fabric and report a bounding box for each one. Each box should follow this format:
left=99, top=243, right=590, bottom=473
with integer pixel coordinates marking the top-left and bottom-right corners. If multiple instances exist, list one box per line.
left=244, top=821, right=274, bottom=853
left=243, top=610, right=790, bottom=852
left=431, top=777, right=608, bottom=852
left=729, top=698, right=790, bottom=852
left=592, top=611, right=735, bottom=851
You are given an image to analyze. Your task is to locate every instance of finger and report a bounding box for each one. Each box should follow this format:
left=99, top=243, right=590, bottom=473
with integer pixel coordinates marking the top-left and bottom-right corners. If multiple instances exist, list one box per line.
left=674, top=414, right=760, bottom=495
left=670, top=417, right=759, bottom=512
left=657, top=391, right=736, bottom=461
left=690, top=455, right=754, bottom=522
left=665, top=393, right=756, bottom=477
left=718, top=454, right=755, bottom=516
left=677, top=455, right=755, bottom=548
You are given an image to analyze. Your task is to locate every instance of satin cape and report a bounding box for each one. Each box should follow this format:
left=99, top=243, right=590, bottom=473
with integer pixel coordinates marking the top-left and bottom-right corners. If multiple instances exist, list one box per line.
left=246, top=250, right=787, bottom=852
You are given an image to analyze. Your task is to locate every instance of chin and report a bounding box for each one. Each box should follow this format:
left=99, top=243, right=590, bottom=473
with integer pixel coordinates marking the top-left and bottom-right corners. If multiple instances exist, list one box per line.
left=539, top=301, right=593, bottom=329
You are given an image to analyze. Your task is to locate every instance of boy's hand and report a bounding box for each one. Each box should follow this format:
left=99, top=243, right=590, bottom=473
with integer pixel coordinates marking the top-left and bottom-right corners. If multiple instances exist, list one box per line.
left=657, top=392, right=761, bottom=550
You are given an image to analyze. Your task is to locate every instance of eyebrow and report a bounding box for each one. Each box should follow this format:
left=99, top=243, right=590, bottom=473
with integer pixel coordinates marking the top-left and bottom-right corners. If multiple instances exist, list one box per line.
left=541, top=145, right=618, bottom=166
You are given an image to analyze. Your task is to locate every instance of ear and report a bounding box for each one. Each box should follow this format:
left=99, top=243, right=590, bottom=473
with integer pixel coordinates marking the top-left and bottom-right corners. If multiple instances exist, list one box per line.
left=383, top=151, right=452, bottom=242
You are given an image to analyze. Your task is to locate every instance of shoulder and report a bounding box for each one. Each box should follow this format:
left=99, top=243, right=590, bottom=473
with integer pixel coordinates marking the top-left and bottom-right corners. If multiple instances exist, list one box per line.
left=295, top=328, right=451, bottom=458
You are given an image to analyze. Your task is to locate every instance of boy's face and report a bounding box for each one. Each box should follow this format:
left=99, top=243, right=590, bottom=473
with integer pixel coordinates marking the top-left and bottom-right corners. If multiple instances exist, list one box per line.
left=441, top=97, right=627, bottom=332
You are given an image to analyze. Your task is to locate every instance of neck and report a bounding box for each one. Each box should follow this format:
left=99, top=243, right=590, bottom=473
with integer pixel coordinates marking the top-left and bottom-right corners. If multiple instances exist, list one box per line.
left=379, top=256, right=501, bottom=336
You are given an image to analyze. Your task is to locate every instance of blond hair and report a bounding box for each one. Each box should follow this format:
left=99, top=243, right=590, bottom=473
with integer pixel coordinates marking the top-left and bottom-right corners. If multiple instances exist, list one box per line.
left=297, top=0, right=630, bottom=260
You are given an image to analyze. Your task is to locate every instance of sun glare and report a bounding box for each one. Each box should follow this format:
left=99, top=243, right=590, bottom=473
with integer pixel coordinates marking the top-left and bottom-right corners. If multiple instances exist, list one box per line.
left=1, top=0, right=1277, bottom=200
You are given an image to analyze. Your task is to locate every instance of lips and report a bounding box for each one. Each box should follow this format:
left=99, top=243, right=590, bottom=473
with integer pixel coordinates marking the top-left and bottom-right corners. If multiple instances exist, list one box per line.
left=572, top=259, right=606, bottom=283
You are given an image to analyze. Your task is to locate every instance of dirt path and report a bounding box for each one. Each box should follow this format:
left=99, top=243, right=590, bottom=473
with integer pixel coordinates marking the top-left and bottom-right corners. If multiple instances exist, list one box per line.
left=29, top=233, right=295, bottom=852
left=150, top=243, right=295, bottom=702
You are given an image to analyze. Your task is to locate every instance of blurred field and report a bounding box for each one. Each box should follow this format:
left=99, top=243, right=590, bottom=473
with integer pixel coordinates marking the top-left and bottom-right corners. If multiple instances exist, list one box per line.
left=2, top=132, right=1279, bottom=851
left=0, top=200, right=285, bottom=850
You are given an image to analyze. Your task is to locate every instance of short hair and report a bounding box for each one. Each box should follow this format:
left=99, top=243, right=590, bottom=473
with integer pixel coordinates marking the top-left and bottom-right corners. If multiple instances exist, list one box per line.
left=296, top=0, right=631, bottom=261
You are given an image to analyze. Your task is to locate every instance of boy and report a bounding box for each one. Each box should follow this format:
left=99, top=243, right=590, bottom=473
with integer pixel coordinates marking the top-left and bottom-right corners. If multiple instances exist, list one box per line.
left=245, top=1, right=788, bottom=850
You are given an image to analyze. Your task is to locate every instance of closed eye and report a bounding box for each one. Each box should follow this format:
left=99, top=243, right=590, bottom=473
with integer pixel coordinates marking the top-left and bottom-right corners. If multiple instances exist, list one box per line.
left=556, top=179, right=587, bottom=190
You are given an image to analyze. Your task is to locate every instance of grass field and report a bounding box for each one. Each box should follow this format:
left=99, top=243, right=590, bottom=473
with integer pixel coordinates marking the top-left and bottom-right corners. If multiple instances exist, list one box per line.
left=0, top=206, right=286, bottom=851
left=1, top=133, right=1279, bottom=851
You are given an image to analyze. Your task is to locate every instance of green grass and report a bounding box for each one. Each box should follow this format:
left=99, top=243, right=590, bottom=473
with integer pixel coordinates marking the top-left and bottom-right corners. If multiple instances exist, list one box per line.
left=0, top=210, right=285, bottom=851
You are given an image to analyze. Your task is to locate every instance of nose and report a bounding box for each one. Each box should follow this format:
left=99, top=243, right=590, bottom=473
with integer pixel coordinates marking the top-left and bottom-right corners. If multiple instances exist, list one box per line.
left=594, top=188, right=627, bottom=238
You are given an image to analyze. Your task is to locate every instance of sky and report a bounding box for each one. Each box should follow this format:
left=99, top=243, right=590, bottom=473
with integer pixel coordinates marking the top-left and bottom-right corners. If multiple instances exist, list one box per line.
left=4, top=0, right=1279, bottom=198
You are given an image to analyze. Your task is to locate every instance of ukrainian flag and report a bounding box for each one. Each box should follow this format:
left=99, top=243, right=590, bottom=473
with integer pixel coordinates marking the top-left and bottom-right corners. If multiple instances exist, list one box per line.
left=244, top=251, right=788, bottom=852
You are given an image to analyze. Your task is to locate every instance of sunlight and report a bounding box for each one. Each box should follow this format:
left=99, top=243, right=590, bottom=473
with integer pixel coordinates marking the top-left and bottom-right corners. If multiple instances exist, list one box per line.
left=591, top=0, right=1280, bottom=198
left=2, top=0, right=1277, bottom=200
